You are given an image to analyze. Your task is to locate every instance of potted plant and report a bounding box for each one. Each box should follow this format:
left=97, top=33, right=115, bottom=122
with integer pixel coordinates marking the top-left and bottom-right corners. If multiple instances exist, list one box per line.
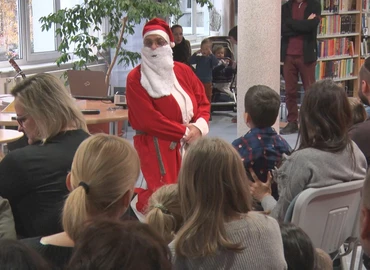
left=39, top=0, right=212, bottom=90
left=209, top=7, right=221, bottom=36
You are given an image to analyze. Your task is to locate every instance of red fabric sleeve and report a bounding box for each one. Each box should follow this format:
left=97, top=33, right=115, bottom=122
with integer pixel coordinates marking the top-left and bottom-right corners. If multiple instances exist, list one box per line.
left=126, top=68, right=187, bottom=142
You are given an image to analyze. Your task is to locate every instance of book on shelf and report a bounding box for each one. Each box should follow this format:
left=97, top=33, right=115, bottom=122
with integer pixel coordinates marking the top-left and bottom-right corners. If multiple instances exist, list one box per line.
left=315, top=59, right=354, bottom=80
left=317, top=37, right=354, bottom=58
left=361, top=38, right=370, bottom=56
left=364, top=0, right=370, bottom=11
left=320, top=0, right=356, bottom=12
left=318, top=15, right=356, bottom=35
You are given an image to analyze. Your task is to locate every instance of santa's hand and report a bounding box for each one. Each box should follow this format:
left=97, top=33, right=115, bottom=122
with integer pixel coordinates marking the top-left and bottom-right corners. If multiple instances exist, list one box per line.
left=184, top=124, right=201, bottom=144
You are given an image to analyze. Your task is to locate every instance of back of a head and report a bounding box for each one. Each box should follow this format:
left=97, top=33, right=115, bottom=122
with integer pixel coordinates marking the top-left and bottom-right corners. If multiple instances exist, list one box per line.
left=0, top=239, right=50, bottom=270
left=279, top=223, right=315, bottom=270
left=176, top=137, right=252, bottom=258
left=67, top=219, right=172, bottom=270
left=244, top=85, right=280, bottom=128
left=314, top=248, right=332, bottom=270
left=10, top=73, right=87, bottom=141
left=298, top=79, right=352, bottom=152
left=348, top=97, right=367, bottom=125
left=228, top=26, right=237, bottom=42
left=146, top=184, right=182, bottom=244
left=201, top=38, right=211, bottom=47
left=62, top=134, right=141, bottom=241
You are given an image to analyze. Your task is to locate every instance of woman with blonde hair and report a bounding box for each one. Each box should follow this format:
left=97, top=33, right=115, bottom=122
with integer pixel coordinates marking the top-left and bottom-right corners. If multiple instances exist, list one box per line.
left=146, top=184, right=182, bottom=244
left=22, top=134, right=141, bottom=269
left=170, top=137, right=287, bottom=270
left=0, top=73, right=89, bottom=238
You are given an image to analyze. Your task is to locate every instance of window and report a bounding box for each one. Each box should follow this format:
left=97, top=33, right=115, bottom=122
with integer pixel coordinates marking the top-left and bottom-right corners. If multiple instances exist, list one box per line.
left=175, top=0, right=210, bottom=37
left=0, top=0, right=104, bottom=68
left=0, top=0, right=20, bottom=61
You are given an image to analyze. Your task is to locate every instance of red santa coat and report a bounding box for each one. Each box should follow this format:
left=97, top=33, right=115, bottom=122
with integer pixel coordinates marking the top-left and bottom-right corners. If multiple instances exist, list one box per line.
left=126, top=62, right=210, bottom=212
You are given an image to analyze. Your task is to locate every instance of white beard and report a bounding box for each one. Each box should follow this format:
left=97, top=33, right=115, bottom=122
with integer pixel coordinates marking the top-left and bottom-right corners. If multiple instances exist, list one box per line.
left=140, top=45, right=175, bottom=98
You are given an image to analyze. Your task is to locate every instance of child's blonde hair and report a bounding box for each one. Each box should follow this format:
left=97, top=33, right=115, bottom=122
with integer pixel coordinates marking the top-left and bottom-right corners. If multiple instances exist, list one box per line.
left=314, top=248, right=332, bottom=270
left=213, top=45, right=224, bottom=55
left=348, top=97, right=367, bottom=125
left=146, top=184, right=182, bottom=244
left=62, top=134, right=140, bottom=241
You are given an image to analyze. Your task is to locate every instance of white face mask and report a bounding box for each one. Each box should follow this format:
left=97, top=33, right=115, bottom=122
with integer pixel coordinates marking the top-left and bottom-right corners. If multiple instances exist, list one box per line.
left=140, top=45, right=175, bottom=98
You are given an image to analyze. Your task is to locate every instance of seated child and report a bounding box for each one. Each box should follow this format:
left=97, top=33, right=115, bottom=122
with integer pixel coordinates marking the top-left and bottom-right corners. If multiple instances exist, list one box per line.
left=232, top=85, right=291, bottom=200
left=189, top=38, right=219, bottom=104
left=348, top=97, right=367, bottom=126
left=279, top=223, right=315, bottom=270
left=145, top=184, right=182, bottom=244
left=212, top=45, right=235, bottom=98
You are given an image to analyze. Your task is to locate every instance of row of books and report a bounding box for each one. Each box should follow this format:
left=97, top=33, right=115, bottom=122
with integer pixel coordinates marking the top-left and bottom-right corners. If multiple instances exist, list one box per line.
left=315, top=59, right=354, bottom=80
left=318, top=15, right=355, bottom=35
left=361, top=38, right=370, bottom=55
left=363, top=0, right=370, bottom=11
left=320, top=0, right=356, bottom=13
left=317, top=38, right=354, bottom=58
left=362, top=14, right=370, bottom=35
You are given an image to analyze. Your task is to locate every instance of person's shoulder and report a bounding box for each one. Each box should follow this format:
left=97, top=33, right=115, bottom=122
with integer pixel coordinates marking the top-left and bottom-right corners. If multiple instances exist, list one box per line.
left=174, top=61, right=194, bottom=74
left=21, top=236, right=43, bottom=250
left=127, top=65, right=142, bottom=79
left=174, top=61, right=191, bottom=69
left=350, top=119, right=370, bottom=136
left=231, top=136, right=243, bottom=147
left=4, top=145, right=33, bottom=162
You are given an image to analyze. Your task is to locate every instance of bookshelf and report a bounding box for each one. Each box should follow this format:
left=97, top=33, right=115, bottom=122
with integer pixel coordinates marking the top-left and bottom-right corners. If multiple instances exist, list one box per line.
left=318, top=0, right=361, bottom=96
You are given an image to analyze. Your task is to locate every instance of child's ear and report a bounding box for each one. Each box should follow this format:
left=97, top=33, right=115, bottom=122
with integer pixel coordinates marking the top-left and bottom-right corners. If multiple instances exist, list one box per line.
left=244, top=112, right=249, bottom=124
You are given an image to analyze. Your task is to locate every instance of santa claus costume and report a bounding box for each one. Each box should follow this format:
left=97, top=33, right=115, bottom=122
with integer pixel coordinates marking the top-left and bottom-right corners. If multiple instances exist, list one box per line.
left=126, top=18, right=210, bottom=218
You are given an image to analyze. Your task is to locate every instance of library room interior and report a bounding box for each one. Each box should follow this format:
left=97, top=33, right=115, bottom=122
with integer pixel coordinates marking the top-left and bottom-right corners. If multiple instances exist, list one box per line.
left=0, top=0, right=370, bottom=269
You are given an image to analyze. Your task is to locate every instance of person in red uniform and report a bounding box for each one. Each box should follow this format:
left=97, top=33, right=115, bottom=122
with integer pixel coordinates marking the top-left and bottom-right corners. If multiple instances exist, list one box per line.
left=126, top=18, right=210, bottom=219
left=280, top=0, right=321, bottom=134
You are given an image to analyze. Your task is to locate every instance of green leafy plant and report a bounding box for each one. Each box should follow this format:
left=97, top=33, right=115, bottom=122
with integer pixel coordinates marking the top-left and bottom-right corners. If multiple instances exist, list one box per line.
left=40, top=0, right=212, bottom=88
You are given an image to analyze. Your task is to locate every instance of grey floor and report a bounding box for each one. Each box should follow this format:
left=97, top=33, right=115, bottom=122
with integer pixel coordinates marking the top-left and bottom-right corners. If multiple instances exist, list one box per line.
left=126, top=112, right=299, bottom=148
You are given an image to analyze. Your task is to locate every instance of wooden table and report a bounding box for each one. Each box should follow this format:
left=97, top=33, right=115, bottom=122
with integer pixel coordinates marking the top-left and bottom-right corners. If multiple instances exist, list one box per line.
left=0, top=100, right=128, bottom=136
left=0, top=129, right=23, bottom=144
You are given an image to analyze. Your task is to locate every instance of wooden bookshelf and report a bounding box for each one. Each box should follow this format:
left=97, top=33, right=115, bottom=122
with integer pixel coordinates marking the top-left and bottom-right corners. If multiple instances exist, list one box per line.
left=318, top=0, right=361, bottom=96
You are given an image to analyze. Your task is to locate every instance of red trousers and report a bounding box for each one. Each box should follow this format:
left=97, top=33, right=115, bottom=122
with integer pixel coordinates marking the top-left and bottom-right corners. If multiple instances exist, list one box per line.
left=283, top=55, right=316, bottom=123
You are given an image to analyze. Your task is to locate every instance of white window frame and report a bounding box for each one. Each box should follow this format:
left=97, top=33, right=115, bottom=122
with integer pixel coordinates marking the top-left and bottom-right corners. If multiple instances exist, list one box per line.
left=173, top=0, right=210, bottom=42
left=0, top=0, right=108, bottom=69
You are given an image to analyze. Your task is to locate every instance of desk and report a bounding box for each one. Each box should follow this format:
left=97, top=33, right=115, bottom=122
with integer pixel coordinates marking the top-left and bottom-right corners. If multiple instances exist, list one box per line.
left=0, top=129, right=23, bottom=144
left=0, top=100, right=128, bottom=136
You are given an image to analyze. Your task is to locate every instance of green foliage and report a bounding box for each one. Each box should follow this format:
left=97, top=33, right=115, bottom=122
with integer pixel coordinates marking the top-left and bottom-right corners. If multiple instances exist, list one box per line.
left=39, top=0, right=212, bottom=71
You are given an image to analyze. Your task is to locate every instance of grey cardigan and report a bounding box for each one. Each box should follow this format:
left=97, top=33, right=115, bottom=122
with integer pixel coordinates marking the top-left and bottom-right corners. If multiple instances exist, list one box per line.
left=262, top=142, right=367, bottom=221
left=170, top=212, right=287, bottom=270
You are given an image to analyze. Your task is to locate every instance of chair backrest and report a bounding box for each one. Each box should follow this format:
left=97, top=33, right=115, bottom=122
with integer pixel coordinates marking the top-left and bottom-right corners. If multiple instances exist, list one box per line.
left=290, top=180, right=364, bottom=254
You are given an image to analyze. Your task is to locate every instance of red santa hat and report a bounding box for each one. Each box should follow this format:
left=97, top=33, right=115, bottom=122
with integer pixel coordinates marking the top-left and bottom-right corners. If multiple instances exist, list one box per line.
left=143, top=18, right=175, bottom=48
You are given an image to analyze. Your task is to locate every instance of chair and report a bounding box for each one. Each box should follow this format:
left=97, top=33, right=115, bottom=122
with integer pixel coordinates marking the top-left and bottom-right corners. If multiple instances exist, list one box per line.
left=288, top=180, right=364, bottom=255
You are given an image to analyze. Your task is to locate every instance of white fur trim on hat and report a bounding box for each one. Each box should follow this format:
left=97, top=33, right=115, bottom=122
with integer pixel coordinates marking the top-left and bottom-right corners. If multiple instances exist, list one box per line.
left=143, top=30, right=175, bottom=48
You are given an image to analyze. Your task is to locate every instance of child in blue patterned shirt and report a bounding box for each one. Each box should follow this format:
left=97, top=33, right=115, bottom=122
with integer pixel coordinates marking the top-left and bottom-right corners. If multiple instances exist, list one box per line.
left=232, top=85, right=291, bottom=200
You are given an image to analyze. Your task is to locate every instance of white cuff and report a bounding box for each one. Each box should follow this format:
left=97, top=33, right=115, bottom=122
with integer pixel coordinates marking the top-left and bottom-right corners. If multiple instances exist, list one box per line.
left=183, top=127, right=190, bottom=138
left=261, top=195, right=277, bottom=212
left=192, top=118, right=209, bottom=136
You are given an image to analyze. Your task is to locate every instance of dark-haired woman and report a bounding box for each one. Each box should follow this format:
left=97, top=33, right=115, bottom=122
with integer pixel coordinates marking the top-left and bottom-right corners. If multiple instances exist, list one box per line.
left=251, top=79, right=367, bottom=221
left=171, top=25, right=191, bottom=64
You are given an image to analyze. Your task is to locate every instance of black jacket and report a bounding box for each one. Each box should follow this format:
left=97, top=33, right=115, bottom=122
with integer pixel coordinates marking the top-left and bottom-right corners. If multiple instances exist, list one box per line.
left=281, top=0, right=321, bottom=63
